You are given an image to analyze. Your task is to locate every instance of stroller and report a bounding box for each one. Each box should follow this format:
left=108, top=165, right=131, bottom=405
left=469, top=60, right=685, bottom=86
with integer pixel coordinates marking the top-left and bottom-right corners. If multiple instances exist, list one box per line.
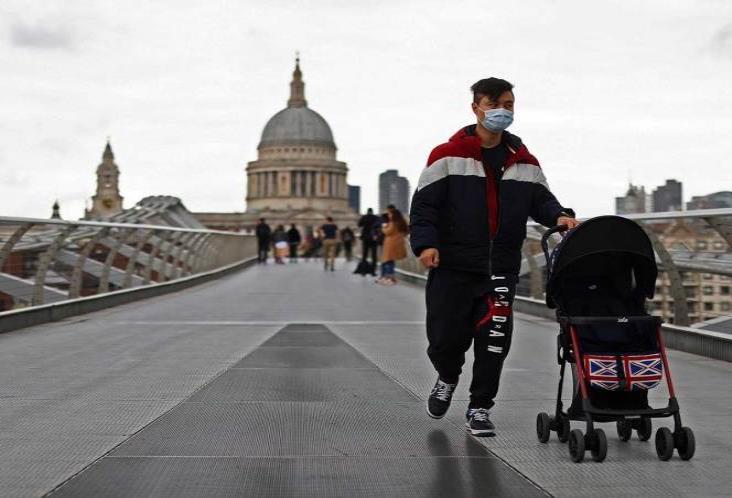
left=535, top=216, right=696, bottom=462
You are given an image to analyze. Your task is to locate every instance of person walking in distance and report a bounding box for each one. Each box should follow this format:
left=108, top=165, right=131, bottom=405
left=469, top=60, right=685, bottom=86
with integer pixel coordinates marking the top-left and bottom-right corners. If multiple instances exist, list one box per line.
left=287, top=224, right=301, bottom=262
left=377, top=205, right=409, bottom=285
left=255, top=218, right=272, bottom=264
left=340, top=226, right=355, bottom=262
left=409, top=77, right=579, bottom=436
left=358, top=208, right=379, bottom=275
left=272, top=225, right=288, bottom=264
left=319, top=216, right=339, bottom=271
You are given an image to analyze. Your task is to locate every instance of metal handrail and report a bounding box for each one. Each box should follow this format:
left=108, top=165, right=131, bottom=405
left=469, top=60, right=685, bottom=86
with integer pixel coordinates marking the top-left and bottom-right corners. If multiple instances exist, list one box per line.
left=398, top=208, right=732, bottom=328
left=0, top=216, right=257, bottom=312
left=0, top=216, right=247, bottom=236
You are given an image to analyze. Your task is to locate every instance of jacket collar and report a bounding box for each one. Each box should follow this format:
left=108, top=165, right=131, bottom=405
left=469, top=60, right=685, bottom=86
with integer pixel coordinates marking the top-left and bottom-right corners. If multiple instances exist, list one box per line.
left=449, top=125, right=539, bottom=167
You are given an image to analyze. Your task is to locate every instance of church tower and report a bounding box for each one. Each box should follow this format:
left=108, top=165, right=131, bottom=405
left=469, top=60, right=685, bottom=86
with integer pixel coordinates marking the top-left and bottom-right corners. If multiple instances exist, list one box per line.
left=86, top=140, right=124, bottom=219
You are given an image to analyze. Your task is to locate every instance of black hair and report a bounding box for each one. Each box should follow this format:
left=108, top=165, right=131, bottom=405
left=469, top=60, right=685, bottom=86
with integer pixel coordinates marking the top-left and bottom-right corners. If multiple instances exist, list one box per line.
left=326, top=216, right=333, bottom=222
left=386, top=204, right=396, bottom=210
left=470, top=77, right=514, bottom=104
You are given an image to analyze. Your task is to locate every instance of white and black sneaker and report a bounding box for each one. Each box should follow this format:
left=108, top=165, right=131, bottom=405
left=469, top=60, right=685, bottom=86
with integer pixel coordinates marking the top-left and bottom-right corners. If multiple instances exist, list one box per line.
left=426, top=377, right=457, bottom=419
left=466, top=408, right=496, bottom=436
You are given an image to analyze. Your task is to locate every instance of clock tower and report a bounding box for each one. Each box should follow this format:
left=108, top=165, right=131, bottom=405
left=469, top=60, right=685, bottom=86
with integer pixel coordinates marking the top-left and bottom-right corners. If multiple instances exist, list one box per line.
left=86, top=140, right=124, bottom=219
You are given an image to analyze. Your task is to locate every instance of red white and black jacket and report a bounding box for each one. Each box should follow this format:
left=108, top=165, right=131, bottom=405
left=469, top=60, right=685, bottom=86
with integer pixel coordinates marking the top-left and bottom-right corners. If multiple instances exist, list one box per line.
left=409, top=125, right=573, bottom=275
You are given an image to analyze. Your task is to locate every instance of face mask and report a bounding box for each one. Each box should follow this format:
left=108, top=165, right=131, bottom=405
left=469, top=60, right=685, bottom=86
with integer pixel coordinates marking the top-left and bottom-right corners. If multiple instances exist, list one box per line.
left=481, top=107, right=513, bottom=132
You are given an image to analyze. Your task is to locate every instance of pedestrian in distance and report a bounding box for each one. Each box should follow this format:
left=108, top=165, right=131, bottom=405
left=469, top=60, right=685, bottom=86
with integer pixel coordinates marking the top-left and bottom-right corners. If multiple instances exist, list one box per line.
left=409, top=77, right=580, bottom=436
left=340, top=226, right=355, bottom=262
left=272, top=225, right=288, bottom=264
left=287, top=224, right=301, bottom=262
left=376, top=205, right=409, bottom=286
left=319, top=216, right=339, bottom=271
left=357, top=208, right=379, bottom=275
left=255, top=218, right=272, bottom=264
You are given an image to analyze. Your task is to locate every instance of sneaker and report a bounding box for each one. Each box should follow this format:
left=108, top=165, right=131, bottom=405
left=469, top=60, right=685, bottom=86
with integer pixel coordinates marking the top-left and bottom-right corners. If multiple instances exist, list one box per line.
left=466, top=408, right=495, bottom=436
left=426, top=377, right=457, bottom=419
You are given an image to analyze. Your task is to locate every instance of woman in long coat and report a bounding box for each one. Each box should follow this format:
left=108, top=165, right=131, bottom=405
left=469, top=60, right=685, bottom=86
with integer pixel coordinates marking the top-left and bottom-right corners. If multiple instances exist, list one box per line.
left=377, top=205, right=409, bottom=285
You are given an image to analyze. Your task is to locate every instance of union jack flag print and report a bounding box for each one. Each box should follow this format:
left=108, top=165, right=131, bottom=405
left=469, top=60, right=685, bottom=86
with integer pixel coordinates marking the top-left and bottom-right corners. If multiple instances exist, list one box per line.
left=584, top=353, right=663, bottom=391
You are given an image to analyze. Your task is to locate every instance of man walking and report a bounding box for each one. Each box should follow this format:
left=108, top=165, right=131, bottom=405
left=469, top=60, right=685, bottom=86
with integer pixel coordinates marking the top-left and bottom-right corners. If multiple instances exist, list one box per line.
left=287, top=224, right=301, bottom=262
left=358, top=208, right=378, bottom=275
left=319, top=216, right=339, bottom=272
left=340, top=226, right=355, bottom=261
left=409, top=77, right=579, bottom=436
left=255, top=218, right=272, bottom=264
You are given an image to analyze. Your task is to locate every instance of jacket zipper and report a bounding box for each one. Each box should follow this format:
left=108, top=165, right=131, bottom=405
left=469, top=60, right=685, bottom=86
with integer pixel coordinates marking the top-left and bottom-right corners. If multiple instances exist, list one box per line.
left=486, top=145, right=515, bottom=276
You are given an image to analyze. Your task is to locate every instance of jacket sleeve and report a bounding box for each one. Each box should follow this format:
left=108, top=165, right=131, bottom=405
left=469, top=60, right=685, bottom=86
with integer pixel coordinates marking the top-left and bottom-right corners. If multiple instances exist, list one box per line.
left=529, top=169, right=574, bottom=227
left=409, top=154, right=448, bottom=257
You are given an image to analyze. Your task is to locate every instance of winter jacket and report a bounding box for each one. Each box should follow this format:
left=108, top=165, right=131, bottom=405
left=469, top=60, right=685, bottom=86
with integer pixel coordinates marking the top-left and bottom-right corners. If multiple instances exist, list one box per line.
left=272, top=229, right=288, bottom=244
left=358, top=213, right=379, bottom=242
left=287, top=228, right=301, bottom=244
left=255, top=223, right=272, bottom=242
left=409, top=125, right=573, bottom=275
left=381, top=222, right=408, bottom=262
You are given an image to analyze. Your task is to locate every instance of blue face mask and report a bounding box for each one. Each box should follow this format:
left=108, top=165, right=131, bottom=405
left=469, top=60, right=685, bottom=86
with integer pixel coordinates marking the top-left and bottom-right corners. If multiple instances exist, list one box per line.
left=481, top=107, right=513, bottom=133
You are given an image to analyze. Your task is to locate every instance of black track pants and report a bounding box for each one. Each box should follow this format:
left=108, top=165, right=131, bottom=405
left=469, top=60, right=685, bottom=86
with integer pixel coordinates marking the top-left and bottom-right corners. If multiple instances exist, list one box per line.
left=425, top=268, right=517, bottom=410
left=257, top=240, right=269, bottom=262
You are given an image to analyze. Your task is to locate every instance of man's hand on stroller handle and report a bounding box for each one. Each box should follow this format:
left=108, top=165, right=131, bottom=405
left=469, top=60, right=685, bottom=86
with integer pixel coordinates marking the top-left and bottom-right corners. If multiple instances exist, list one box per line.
left=557, top=216, right=581, bottom=233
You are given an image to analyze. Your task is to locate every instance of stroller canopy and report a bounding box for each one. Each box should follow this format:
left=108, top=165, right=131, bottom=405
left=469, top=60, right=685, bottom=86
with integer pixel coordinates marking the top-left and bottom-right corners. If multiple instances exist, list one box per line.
left=545, top=216, right=658, bottom=310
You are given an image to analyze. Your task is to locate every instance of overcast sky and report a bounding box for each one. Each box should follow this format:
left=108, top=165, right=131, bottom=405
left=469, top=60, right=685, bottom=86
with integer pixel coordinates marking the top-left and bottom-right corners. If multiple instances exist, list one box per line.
left=1, top=0, right=731, bottom=221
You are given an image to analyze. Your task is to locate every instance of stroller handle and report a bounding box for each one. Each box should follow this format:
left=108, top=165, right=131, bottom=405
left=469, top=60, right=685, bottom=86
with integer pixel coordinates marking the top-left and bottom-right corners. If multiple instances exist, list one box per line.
left=540, top=224, right=569, bottom=263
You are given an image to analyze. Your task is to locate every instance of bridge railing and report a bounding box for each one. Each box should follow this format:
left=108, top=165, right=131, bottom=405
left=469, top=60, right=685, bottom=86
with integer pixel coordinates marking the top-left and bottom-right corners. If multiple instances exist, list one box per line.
left=0, top=216, right=256, bottom=312
left=397, top=208, right=732, bottom=328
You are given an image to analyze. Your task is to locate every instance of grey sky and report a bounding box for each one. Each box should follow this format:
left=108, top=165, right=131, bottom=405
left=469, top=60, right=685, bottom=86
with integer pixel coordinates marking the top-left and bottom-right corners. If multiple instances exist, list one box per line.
left=1, top=0, right=730, bottom=220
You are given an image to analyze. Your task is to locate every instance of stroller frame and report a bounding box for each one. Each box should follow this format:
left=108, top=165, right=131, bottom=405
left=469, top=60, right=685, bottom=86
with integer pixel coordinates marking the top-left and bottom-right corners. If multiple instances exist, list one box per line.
left=536, top=222, right=696, bottom=463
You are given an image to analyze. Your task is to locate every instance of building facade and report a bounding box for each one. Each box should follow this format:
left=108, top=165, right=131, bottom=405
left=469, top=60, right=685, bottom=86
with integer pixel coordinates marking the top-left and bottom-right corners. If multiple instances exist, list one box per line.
left=647, top=220, right=731, bottom=324
left=194, top=58, right=358, bottom=233
left=615, top=183, right=647, bottom=214
left=687, top=191, right=732, bottom=210
left=348, top=185, right=361, bottom=214
left=652, top=179, right=683, bottom=212
left=378, top=169, right=410, bottom=215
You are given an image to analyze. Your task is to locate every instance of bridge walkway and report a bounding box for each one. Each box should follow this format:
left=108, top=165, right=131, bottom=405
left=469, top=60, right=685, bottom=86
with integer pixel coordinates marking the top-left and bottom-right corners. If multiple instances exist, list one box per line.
left=0, top=261, right=728, bottom=497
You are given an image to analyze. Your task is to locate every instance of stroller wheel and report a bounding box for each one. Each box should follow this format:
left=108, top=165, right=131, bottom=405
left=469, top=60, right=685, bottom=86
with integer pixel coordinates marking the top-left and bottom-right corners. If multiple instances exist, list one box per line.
left=637, top=417, right=652, bottom=441
left=568, top=429, right=585, bottom=463
left=616, top=420, right=632, bottom=442
left=536, top=413, right=551, bottom=443
left=557, top=414, right=571, bottom=443
left=590, top=428, right=608, bottom=462
left=675, top=427, right=696, bottom=461
left=655, top=427, right=674, bottom=461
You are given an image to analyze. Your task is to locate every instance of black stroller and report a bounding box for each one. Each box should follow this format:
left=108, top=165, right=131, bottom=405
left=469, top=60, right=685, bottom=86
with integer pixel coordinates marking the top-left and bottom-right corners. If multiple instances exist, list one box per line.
left=535, top=216, right=695, bottom=462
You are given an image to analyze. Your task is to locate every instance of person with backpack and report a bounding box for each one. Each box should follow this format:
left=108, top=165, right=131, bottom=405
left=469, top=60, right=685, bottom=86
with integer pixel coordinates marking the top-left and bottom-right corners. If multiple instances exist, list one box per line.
left=409, top=77, right=579, bottom=436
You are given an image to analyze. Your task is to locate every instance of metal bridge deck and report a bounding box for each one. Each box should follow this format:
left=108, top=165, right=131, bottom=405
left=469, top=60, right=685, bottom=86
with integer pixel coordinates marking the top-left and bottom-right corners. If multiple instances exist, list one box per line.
left=0, top=261, right=729, bottom=497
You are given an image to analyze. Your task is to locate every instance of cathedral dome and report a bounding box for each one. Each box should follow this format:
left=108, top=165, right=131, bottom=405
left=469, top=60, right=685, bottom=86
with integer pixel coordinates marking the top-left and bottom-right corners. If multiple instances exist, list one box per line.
left=259, top=106, right=334, bottom=148
left=258, top=57, right=336, bottom=149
